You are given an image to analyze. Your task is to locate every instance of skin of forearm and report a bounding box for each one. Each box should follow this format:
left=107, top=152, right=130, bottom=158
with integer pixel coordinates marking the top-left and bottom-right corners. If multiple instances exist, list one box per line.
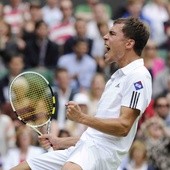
left=53, top=136, right=80, bottom=150
left=79, top=114, right=133, bottom=137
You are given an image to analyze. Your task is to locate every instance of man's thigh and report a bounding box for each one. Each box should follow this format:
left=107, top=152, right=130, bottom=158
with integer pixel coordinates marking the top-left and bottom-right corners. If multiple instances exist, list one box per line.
left=62, top=162, right=82, bottom=170
left=27, top=147, right=75, bottom=170
left=10, top=161, right=30, bottom=170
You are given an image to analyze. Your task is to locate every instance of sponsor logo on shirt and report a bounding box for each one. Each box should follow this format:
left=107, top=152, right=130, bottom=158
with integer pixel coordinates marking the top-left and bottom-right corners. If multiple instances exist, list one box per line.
left=134, top=81, right=143, bottom=90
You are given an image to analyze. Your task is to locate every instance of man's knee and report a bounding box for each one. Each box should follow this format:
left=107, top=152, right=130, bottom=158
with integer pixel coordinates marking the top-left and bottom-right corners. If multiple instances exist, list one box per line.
left=62, top=162, right=82, bottom=170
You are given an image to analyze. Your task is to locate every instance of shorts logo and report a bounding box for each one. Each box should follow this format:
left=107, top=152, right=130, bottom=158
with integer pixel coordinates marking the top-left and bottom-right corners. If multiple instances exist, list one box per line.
left=134, top=81, right=143, bottom=90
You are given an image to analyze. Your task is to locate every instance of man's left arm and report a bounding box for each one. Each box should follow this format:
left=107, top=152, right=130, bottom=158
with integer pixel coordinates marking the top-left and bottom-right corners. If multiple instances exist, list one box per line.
left=66, top=102, right=140, bottom=137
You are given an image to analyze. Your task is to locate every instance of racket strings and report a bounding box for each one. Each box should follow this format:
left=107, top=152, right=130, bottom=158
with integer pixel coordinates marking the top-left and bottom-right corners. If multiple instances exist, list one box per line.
left=11, top=73, right=53, bottom=126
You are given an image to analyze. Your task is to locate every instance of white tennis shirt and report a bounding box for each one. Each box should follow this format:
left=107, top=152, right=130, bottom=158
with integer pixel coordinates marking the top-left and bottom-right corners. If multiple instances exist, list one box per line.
left=81, top=58, right=152, bottom=160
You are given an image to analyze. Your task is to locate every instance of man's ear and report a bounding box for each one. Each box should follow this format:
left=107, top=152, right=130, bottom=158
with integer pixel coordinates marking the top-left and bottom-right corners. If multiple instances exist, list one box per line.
left=125, top=39, right=135, bottom=49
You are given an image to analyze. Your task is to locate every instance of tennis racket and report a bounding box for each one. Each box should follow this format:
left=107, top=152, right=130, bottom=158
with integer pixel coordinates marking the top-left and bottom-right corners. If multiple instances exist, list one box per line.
left=9, top=71, right=56, bottom=151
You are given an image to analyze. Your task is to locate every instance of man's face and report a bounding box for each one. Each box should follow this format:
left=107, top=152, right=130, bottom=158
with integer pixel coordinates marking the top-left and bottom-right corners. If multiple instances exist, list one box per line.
left=103, top=23, right=127, bottom=65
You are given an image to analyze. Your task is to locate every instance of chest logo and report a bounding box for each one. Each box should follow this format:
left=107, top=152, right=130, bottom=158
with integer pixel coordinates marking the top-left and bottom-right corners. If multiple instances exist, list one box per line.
left=115, top=83, right=120, bottom=88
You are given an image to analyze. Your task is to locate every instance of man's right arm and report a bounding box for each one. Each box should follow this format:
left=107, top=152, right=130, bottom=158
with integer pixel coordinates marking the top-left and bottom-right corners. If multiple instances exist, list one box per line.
left=38, top=134, right=80, bottom=150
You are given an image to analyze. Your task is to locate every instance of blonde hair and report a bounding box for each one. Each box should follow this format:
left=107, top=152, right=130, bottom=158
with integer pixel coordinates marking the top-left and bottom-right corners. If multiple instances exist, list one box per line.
left=129, top=140, right=147, bottom=160
left=140, top=116, right=168, bottom=139
left=16, top=125, right=32, bottom=147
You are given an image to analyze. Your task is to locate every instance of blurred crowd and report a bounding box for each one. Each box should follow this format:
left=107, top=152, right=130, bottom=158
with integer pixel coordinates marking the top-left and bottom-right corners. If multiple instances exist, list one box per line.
left=0, top=0, right=170, bottom=169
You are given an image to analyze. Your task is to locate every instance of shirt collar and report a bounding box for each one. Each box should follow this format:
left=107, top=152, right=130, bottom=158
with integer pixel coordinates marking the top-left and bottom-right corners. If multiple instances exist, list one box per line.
left=111, top=59, right=144, bottom=79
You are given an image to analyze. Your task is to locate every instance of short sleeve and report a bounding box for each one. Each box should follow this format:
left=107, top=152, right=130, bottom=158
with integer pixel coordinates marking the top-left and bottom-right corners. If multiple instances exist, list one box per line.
left=121, top=72, right=152, bottom=114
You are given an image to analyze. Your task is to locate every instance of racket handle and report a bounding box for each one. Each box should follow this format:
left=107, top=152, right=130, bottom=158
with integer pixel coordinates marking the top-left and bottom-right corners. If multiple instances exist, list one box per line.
left=47, top=146, right=53, bottom=152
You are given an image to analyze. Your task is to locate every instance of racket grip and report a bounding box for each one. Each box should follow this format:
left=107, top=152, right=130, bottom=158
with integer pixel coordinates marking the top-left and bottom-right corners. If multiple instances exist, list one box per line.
left=47, top=146, right=53, bottom=152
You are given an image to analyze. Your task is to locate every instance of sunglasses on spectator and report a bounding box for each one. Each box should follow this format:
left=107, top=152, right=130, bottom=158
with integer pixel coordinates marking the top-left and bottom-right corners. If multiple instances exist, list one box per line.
left=156, top=104, right=170, bottom=108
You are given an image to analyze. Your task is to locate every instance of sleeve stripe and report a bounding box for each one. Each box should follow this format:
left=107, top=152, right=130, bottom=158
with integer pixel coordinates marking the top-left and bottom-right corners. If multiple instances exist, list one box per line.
left=130, top=91, right=135, bottom=108
left=129, top=91, right=140, bottom=109
left=134, top=93, right=140, bottom=108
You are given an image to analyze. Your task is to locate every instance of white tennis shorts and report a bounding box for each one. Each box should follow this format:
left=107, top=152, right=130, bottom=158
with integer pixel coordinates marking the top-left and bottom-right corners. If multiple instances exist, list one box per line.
left=27, top=140, right=121, bottom=170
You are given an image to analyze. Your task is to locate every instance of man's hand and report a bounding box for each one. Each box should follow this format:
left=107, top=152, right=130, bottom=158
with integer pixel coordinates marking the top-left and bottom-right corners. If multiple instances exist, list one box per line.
left=39, top=134, right=64, bottom=150
left=66, top=101, right=85, bottom=123
left=38, top=134, right=80, bottom=150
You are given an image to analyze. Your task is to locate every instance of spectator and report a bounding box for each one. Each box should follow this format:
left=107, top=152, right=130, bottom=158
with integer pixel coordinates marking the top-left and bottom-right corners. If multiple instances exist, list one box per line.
left=29, top=0, right=42, bottom=23
left=160, top=21, right=170, bottom=51
left=91, top=22, right=109, bottom=73
left=0, top=19, right=25, bottom=64
left=143, top=39, right=165, bottom=80
left=88, top=73, right=106, bottom=116
left=22, top=0, right=43, bottom=42
left=121, top=0, right=152, bottom=29
left=86, top=2, right=113, bottom=40
left=0, top=108, right=16, bottom=159
left=3, top=0, right=30, bottom=35
left=142, top=0, right=169, bottom=46
left=3, top=125, right=45, bottom=170
left=42, top=0, right=62, bottom=27
left=120, top=140, right=155, bottom=170
left=153, top=94, right=170, bottom=127
left=0, top=53, right=25, bottom=126
left=24, top=20, right=59, bottom=69
left=49, top=0, right=75, bottom=55
left=138, top=117, right=170, bottom=169
left=52, top=67, right=78, bottom=129
left=152, top=51, right=170, bottom=98
left=57, top=38, right=97, bottom=91
left=63, top=18, right=93, bottom=56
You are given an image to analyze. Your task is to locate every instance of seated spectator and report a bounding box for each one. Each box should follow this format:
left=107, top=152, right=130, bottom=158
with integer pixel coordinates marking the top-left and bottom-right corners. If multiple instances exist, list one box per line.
left=57, top=38, right=97, bottom=91
left=153, top=94, right=170, bottom=127
left=91, top=22, right=109, bottom=73
left=0, top=53, right=25, bottom=126
left=24, top=20, right=59, bottom=69
left=142, top=0, right=169, bottom=46
left=120, top=140, right=155, bottom=170
left=159, top=20, right=170, bottom=51
left=42, top=0, right=62, bottom=27
left=152, top=51, right=170, bottom=98
left=0, top=108, right=16, bottom=159
left=22, top=0, right=43, bottom=42
left=88, top=73, right=106, bottom=116
left=49, top=0, right=75, bottom=55
left=3, top=125, right=45, bottom=170
left=3, top=0, right=30, bottom=35
left=86, top=2, right=113, bottom=40
left=121, top=0, right=152, bottom=29
left=52, top=67, right=78, bottom=129
left=143, top=39, right=165, bottom=80
left=63, top=18, right=93, bottom=56
left=138, top=117, right=170, bottom=170
left=0, top=19, right=25, bottom=65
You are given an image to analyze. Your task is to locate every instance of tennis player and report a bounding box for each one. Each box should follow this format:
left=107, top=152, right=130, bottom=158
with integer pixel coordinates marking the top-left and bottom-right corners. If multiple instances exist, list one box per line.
left=11, top=17, right=152, bottom=170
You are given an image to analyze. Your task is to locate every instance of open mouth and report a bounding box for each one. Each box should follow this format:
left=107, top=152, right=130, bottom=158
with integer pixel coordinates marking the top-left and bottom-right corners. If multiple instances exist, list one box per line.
left=105, top=44, right=110, bottom=52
